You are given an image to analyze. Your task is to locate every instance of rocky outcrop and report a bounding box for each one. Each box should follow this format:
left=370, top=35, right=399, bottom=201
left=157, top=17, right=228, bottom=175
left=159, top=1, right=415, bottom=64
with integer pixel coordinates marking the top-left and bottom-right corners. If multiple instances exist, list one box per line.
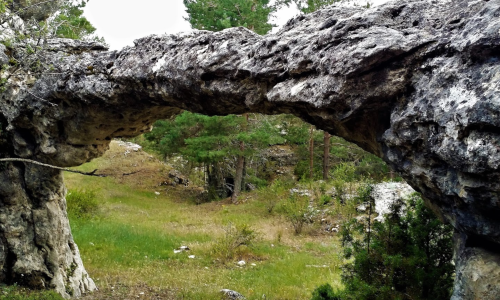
left=370, top=182, right=416, bottom=222
left=9, top=0, right=62, bottom=21
left=0, top=163, right=95, bottom=297
left=0, top=44, right=7, bottom=65
left=1, top=0, right=499, bottom=298
left=452, top=232, right=500, bottom=300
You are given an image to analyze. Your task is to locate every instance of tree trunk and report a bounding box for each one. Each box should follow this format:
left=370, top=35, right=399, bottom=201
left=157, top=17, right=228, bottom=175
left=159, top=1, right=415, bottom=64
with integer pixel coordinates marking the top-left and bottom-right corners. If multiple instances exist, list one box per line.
left=240, top=113, right=249, bottom=192
left=309, top=125, right=314, bottom=180
left=206, top=163, right=220, bottom=200
left=231, top=114, right=248, bottom=203
left=323, top=132, right=330, bottom=180
left=232, top=152, right=245, bottom=204
left=0, top=162, right=95, bottom=298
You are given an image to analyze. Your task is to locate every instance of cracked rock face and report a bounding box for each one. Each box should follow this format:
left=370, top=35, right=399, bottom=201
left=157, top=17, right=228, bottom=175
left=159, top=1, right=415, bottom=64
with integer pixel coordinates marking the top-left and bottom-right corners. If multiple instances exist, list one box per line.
left=10, top=0, right=62, bottom=21
left=0, top=0, right=499, bottom=298
left=0, top=44, right=7, bottom=65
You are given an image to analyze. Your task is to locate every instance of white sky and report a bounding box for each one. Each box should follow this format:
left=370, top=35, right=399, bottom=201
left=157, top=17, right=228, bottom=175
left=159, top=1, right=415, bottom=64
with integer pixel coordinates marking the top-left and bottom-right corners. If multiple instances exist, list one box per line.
left=83, top=0, right=390, bottom=50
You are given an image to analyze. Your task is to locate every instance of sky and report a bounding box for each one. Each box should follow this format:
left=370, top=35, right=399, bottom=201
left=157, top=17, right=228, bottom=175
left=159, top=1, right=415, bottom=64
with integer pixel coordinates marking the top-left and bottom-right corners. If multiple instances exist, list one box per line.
left=83, top=0, right=391, bottom=50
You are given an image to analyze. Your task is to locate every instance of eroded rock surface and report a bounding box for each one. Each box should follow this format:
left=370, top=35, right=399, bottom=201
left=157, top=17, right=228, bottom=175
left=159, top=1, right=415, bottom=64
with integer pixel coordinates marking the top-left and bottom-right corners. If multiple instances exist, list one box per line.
left=1, top=0, right=499, bottom=298
left=370, top=182, right=416, bottom=222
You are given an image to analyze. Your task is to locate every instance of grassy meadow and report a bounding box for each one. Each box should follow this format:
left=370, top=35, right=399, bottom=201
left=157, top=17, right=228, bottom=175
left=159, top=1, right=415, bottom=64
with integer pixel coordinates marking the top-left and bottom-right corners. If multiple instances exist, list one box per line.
left=63, top=141, right=348, bottom=300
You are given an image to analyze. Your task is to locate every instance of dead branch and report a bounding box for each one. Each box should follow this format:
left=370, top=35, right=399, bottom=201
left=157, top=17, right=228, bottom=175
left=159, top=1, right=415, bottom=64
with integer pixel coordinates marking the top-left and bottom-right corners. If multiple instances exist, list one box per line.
left=121, top=170, right=141, bottom=176
left=0, top=158, right=107, bottom=177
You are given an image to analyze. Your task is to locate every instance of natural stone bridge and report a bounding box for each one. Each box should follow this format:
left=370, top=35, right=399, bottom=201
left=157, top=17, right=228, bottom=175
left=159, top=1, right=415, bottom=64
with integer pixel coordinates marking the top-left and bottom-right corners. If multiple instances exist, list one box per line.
left=1, top=0, right=499, bottom=298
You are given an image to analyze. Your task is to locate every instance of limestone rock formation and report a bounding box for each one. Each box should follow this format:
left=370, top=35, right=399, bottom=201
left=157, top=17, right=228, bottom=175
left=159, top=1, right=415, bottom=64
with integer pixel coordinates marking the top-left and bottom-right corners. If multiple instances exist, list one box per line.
left=1, top=0, right=499, bottom=298
left=0, top=44, right=7, bottom=65
left=9, top=0, right=62, bottom=21
left=370, top=182, right=416, bottom=222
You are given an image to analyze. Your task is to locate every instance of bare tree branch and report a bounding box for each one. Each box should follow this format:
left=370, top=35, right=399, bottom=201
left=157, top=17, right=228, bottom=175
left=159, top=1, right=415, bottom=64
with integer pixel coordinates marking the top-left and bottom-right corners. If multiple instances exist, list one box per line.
left=0, top=158, right=107, bottom=176
left=26, top=90, right=58, bottom=106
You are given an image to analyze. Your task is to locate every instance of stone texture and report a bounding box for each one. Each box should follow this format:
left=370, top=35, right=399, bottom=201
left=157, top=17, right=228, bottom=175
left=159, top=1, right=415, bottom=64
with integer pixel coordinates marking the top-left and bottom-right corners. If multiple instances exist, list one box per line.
left=370, top=182, right=416, bottom=222
left=0, top=163, right=95, bottom=298
left=0, top=0, right=500, bottom=298
left=10, top=0, right=62, bottom=21
left=452, top=232, right=500, bottom=300
left=220, top=289, right=246, bottom=300
left=0, top=44, right=7, bottom=65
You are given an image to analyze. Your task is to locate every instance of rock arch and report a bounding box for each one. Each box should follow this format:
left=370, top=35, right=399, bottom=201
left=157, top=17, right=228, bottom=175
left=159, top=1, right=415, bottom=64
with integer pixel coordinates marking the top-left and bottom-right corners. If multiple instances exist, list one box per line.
left=1, top=0, right=499, bottom=298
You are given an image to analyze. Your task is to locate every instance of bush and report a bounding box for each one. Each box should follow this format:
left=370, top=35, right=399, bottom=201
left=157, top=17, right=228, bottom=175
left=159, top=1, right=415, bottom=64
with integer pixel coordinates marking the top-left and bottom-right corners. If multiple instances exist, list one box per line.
left=211, top=223, right=257, bottom=261
left=277, top=194, right=310, bottom=234
left=331, top=163, right=357, bottom=183
left=311, top=284, right=342, bottom=300
left=318, top=194, right=331, bottom=206
left=257, top=179, right=293, bottom=213
left=66, top=189, right=99, bottom=219
left=329, top=182, right=369, bottom=223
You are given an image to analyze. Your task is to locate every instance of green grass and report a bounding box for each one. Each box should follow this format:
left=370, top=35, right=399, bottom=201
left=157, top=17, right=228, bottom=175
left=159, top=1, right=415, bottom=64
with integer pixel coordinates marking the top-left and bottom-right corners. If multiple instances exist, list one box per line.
left=0, top=285, right=63, bottom=300
left=63, top=141, right=344, bottom=299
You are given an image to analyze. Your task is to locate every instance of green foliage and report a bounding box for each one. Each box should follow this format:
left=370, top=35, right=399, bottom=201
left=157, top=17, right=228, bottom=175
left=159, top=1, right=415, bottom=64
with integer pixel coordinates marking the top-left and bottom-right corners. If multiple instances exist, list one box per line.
left=337, top=194, right=454, bottom=300
left=145, top=112, right=247, bottom=163
left=295, top=0, right=340, bottom=14
left=317, top=194, right=331, bottom=206
left=152, top=114, right=231, bottom=161
left=0, top=285, right=63, bottom=300
left=211, top=223, right=257, bottom=261
left=277, top=193, right=310, bottom=234
left=294, top=0, right=370, bottom=13
left=331, top=162, right=357, bottom=182
left=66, top=189, right=99, bottom=219
left=152, top=0, right=285, bottom=198
left=145, top=111, right=273, bottom=199
left=54, top=1, right=96, bottom=40
left=184, top=0, right=282, bottom=35
left=311, top=283, right=343, bottom=300
left=0, top=0, right=11, bottom=14
left=257, top=178, right=294, bottom=213
left=0, top=74, right=7, bottom=93
left=286, top=120, right=389, bottom=182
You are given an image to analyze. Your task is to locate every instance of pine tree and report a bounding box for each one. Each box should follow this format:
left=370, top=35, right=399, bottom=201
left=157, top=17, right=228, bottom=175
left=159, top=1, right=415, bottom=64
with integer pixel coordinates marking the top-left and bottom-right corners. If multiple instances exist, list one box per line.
left=294, top=0, right=340, bottom=14
left=145, top=112, right=273, bottom=200
left=53, top=1, right=97, bottom=40
left=337, top=194, right=454, bottom=300
left=184, top=0, right=279, bottom=35
left=176, top=0, right=285, bottom=202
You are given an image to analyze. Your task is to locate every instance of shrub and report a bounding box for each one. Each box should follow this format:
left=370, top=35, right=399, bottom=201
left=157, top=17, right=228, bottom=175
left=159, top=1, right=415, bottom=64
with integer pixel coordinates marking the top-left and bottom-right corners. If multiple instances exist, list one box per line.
left=318, top=194, right=331, bottom=206
left=331, top=163, right=357, bottom=183
left=331, top=179, right=347, bottom=204
left=211, top=223, right=257, bottom=261
left=277, top=194, right=310, bottom=234
left=329, top=182, right=368, bottom=223
left=66, top=189, right=99, bottom=219
left=311, top=283, right=342, bottom=300
left=257, top=179, right=293, bottom=213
